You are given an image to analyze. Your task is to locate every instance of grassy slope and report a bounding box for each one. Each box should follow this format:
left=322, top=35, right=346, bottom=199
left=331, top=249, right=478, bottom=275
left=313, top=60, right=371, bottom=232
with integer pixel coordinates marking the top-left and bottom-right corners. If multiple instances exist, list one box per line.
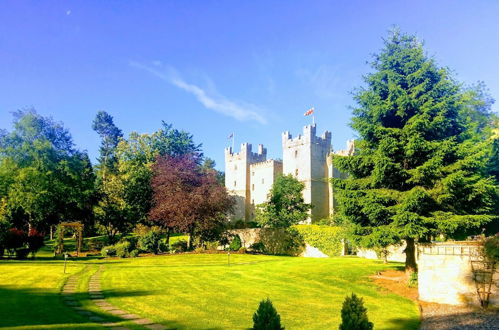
left=101, top=254, right=420, bottom=329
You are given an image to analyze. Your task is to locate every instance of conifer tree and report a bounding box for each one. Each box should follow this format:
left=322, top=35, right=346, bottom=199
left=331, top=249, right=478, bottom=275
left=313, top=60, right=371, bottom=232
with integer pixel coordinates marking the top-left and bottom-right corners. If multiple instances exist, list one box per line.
left=339, top=294, right=373, bottom=330
left=252, top=298, right=284, bottom=330
left=333, top=30, right=498, bottom=272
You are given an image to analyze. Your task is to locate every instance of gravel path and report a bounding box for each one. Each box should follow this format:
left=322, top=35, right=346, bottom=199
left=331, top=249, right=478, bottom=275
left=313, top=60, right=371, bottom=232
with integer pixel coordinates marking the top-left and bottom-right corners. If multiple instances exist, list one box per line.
left=420, top=302, right=499, bottom=330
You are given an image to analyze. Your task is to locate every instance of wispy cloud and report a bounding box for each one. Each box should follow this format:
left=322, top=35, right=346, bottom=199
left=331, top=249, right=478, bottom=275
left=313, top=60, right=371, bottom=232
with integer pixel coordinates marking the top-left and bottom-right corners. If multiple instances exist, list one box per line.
left=130, top=61, right=267, bottom=124
left=296, top=65, right=344, bottom=99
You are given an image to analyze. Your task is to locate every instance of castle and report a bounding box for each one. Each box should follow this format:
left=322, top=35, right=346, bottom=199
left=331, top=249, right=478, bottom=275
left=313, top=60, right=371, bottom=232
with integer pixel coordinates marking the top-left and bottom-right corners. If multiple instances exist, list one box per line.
left=224, top=124, right=354, bottom=223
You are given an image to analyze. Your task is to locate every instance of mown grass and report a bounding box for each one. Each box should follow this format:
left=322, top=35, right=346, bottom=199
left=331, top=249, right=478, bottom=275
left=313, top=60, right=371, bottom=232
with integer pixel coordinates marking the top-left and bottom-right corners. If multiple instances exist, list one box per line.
left=0, top=249, right=419, bottom=329
left=100, top=254, right=420, bottom=329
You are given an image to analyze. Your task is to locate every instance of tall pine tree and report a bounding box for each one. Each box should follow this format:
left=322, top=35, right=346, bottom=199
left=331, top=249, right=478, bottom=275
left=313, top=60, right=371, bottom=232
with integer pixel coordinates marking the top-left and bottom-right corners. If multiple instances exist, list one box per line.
left=333, top=30, right=498, bottom=272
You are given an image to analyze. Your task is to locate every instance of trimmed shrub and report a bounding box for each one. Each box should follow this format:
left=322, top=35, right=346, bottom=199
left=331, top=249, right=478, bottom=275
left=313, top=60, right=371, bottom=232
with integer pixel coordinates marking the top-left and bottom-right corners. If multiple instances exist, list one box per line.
left=293, top=225, right=345, bottom=256
left=205, top=241, right=219, bottom=251
left=15, top=248, right=30, bottom=260
left=250, top=242, right=265, bottom=253
left=129, top=249, right=139, bottom=258
left=239, top=247, right=247, bottom=253
left=339, top=294, right=373, bottom=330
left=259, top=228, right=305, bottom=256
left=252, top=298, right=284, bottom=330
left=101, top=245, right=116, bottom=257
left=115, top=241, right=131, bottom=258
left=170, top=239, right=188, bottom=253
left=138, top=230, right=163, bottom=254
left=229, top=235, right=242, bottom=251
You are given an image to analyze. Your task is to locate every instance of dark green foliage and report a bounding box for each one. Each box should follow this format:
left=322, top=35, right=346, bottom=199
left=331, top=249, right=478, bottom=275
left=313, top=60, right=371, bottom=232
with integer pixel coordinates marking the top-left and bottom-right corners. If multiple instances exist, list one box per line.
left=0, top=109, right=96, bottom=232
left=101, top=245, right=117, bottom=257
left=170, top=239, right=188, bottom=253
left=92, top=111, right=123, bottom=176
left=333, top=30, right=499, bottom=271
left=484, top=236, right=499, bottom=262
left=256, top=175, right=311, bottom=228
left=229, top=235, right=242, bottom=251
left=250, top=242, right=265, bottom=253
left=15, top=248, right=30, bottom=260
left=408, top=272, right=418, bottom=288
left=129, top=249, right=139, bottom=258
left=339, top=294, right=373, bottom=330
left=138, top=230, right=163, bottom=254
left=252, top=298, right=284, bottom=330
left=258, top=228, right=305, bottom=256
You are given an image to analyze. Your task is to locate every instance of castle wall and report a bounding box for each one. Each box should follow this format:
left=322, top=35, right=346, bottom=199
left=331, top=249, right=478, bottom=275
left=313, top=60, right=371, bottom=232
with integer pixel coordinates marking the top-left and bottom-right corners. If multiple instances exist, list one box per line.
left=225, top=143, right=266, bottom=221
left=249, top=160, right=283, bottom=218
left=282, top=124, right=331, bottom=223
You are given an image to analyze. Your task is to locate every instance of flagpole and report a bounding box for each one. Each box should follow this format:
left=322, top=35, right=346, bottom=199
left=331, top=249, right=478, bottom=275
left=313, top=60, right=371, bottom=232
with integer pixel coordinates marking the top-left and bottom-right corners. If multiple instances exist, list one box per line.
left=232, top=133, right=235, bottom=151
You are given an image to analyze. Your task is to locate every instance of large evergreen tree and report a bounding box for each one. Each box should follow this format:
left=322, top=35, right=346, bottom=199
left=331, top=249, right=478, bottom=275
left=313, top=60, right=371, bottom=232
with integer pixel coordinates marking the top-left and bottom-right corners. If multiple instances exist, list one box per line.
left=333, top=30, right=498, bottom=272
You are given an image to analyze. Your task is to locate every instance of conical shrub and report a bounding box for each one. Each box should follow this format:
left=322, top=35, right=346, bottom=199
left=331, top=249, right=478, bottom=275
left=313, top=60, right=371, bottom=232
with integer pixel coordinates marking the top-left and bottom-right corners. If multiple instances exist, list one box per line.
left=252, top=298, right=284, bottom=330
left=339, top=293, right=373, bottom=330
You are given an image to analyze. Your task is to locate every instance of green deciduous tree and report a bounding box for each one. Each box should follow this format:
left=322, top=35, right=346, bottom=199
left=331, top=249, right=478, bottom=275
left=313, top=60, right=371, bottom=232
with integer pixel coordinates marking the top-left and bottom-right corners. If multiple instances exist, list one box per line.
left=0, top=109, right=95, bottom=232
left=256, top=174, right=311, bottom=228
left=333, top=30, right=498, bottom=272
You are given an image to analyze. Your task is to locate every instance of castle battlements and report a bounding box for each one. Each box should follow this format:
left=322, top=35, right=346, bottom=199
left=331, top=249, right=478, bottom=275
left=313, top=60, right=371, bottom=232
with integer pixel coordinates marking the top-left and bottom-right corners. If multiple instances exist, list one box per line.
left=225, top=124, right=351, bottom=223
left=282, top=124, right=331, bottom=148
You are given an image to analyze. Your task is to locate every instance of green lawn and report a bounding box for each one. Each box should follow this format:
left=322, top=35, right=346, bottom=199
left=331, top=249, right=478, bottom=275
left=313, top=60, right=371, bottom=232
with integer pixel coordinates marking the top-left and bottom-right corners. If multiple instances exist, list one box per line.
left=0, top=253, right=420, bottom=329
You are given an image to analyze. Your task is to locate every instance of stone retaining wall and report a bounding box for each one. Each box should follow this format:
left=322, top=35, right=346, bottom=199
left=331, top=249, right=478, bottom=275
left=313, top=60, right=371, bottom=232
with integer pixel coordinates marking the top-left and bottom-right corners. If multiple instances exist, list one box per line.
left=418, top=242, right=499, bottom=307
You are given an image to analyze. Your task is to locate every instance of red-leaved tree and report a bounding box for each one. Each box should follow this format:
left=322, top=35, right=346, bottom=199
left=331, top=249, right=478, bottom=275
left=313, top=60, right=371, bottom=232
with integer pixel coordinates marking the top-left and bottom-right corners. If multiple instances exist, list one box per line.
left=149, top=154, right=234, bottom=249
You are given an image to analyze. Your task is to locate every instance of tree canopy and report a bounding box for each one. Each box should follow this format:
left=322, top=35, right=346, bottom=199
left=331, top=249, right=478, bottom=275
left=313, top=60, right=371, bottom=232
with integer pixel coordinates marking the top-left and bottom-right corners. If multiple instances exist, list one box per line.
left=333, top=30, right=499, bottom=272
left=256, top=174, right=311, bottom=228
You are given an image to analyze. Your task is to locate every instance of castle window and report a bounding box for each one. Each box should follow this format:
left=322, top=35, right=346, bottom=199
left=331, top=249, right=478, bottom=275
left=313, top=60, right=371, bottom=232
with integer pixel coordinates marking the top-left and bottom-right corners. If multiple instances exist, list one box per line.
left=252, top=199, right=254, bottom=204
left=262, top=178, right=264, bottom=184
left=234, top=181, right=236, bottom=187
left=252, top=184, right=254, bottom=191
left=295, top=150, right=298, bottom=158
left=295, top=169, right=299, bottom=177
left=234, top=165, right=238, bottom=170
left=252, top=171, right=255, bottom=176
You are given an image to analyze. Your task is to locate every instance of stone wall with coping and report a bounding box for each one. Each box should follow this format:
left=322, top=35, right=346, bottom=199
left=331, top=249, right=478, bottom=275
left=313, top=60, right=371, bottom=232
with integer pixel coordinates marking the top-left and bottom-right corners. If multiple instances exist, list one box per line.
left=418, top=242, right=499, bottom=307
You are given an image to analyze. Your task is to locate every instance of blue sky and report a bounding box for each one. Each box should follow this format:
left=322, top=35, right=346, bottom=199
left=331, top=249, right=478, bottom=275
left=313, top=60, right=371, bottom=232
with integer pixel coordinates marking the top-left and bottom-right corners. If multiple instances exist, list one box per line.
left=1, top=1, right=498, bottom=170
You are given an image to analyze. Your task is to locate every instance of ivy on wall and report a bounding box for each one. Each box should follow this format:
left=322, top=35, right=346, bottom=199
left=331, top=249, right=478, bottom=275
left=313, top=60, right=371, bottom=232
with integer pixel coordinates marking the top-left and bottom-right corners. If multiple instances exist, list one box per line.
left=293, top=225, right=345, bottom=257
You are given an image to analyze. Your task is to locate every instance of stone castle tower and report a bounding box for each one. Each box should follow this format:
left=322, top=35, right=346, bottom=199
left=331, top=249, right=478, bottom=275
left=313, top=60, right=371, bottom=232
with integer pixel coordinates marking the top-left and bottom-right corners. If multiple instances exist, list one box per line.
left=225, top=124, right=352, bottom=223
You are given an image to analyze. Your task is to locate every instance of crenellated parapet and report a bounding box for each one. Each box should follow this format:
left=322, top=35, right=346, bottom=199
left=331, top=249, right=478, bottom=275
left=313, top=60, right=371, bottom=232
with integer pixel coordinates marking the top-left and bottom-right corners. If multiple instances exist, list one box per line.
left=225, top=143, right=267, bottom=163
left=282, top=124, right=331, bottom=149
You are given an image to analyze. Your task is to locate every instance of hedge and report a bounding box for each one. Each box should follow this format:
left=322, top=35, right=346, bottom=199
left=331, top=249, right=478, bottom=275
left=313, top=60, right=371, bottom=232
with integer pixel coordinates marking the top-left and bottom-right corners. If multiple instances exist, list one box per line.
left=293, top=225, right=345, bottom=256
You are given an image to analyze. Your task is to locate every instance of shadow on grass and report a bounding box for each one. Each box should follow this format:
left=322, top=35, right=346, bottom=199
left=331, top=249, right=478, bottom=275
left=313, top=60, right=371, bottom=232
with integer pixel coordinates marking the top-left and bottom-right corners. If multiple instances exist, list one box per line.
left=385, top=316, right=420, bottom=330
left=0, top=286, right=184, bottom=329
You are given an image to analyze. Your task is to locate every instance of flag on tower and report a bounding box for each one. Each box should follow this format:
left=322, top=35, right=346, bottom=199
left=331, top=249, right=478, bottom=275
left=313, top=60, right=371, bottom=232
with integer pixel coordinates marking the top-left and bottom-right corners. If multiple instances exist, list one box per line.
left=304, top=107, right=314, bottom=116
left=228, top=132, right=234, bottom=139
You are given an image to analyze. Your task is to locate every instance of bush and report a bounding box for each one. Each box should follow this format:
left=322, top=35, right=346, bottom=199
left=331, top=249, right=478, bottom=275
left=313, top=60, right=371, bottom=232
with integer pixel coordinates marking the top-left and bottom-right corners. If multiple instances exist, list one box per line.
left=293, top=225, right=345, bottom=256
left=5, top=228, right=26, bottom=255
left=259, top=228, right=305, bottom=256
left=252, top=298, right=284, bottom=330
left=138, top=230, right=163, bottom=254
left=129, top=249, right=139, bottom=258
left=239, top=247, right=247, bottom=253
left=408, top=272, right=418, bottom=288
left=115, top=241, right=131, bottom=258
left=101, top=245, right=116, bottom=257
left=339, top=294, right=373, bottom=330
left=250, top=242, right=265, bottom=253
left=170, top=239, right=188, bottom=253
left=205, top=241, right=219, bottom=251
left=15, top=248, right=30, bottom=260
left=229, top=235, right=242, bottom=251
left=484, top=235, right=499, bottom=262
left=27, top=229, right=44, bottom=257
left=86, top=238, right=106, bottom=251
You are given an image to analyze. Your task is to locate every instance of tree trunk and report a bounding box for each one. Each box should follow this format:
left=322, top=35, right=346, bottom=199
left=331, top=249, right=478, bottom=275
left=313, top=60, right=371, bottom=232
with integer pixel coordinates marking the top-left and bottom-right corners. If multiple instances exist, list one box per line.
left=404, top=238, right=417, bottom=273
left=165, top=228, right=171, bottom=246
left=188, top=229, right=194, bottom=250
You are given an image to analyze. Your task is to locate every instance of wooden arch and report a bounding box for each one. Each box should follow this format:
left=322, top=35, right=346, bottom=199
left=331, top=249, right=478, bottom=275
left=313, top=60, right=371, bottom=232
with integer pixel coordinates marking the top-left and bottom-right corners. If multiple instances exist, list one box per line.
left=55, top=222, right=84, bottom=256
